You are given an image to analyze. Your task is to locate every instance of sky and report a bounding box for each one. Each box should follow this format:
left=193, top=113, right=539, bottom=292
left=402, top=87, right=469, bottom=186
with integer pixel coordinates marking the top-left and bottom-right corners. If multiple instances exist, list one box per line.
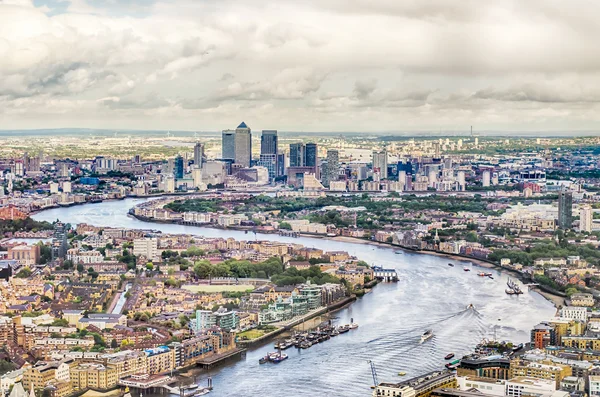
left=1, top=0, right=600, bottom=133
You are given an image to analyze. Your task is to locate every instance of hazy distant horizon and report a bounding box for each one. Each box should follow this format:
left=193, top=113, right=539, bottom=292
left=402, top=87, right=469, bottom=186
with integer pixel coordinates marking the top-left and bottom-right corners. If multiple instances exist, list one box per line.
left=0, top=128, right=599, bottom=139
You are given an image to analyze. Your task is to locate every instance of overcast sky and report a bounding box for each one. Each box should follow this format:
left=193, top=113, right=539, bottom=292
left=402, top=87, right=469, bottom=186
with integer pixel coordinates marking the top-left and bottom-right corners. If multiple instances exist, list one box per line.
left=1, top=0, right=600, bottom=133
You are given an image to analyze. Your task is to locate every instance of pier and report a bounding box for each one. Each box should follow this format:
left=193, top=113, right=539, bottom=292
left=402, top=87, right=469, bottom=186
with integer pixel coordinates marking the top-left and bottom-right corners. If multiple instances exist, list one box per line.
left=195, top=347, right=246, bottom=369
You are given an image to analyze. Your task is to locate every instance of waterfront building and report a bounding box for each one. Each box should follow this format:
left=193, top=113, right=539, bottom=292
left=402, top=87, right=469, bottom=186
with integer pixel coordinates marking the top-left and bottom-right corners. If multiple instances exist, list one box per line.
left=70, top=363, right=117, bottom=391
left=373, top=370, right=457, bottom=397
left=144, top=346, right=175, bottom=375
left=579, top=205, right=593, bottom=233
left=560, top=306, right=588, bottom=322
left=558, top=190, right=573, bottom=229
left=531, top=322, right=557, bottom=349
left=299, top=283, right=322, bottom=310
left=260, top=130, right=278, bottom=155
left=100, top=351, right=147, bottom=378
left=234, top=122, right=252, bottom=167
left=191, top=308, right=238, bottom=332
left=457, top=357, right=511, bottom=380
left=570, top=293, right=594, bottom=307
left=373, top=150, right=388, bottom=179
left=221, top=130, right=236, bottom=161
left=259, top=295, right=310, bottom=324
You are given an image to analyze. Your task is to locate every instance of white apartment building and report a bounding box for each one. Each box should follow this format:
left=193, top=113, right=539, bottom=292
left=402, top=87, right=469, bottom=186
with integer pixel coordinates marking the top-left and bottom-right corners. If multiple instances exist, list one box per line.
left=133, top=238, right=159, bottom=261
left=506, top=377, right=555, bottom=397
left=590, top=375, right=600, bottom=397
left=66, top=249, right=103, bottom=264
left=560, top=306, right=588, bottom=322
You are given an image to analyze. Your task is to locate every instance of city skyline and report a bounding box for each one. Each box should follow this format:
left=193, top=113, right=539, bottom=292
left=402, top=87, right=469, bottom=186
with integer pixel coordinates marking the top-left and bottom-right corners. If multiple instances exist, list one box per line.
left=2, top=0, right=600, bottom=132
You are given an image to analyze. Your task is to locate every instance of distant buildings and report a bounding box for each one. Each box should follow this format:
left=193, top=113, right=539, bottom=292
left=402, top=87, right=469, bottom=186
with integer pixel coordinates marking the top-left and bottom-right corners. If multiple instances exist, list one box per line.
left=372, top=150, right=388, bottom=180
left=322, top=150, right=339, bottom=187
left=221, top=130, right=236, bottom=161
left=579, top=205, right=593, bottom=233
left=234, top=122, right=252, bottom=168
left=193, top=142, right=205, bottom=168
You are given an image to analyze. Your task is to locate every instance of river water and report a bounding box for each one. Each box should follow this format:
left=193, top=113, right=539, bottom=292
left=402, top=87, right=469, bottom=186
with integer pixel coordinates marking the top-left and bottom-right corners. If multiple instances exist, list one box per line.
left=32, top=199, right=555, bottom=397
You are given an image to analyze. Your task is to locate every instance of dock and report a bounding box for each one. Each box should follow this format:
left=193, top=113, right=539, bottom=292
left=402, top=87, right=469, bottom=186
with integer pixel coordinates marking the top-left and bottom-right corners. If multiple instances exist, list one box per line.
left=195, top=347, right=246, bottom=369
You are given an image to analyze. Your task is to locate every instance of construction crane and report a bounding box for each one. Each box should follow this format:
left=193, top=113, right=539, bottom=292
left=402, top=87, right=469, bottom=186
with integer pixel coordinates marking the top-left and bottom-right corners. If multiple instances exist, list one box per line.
left=367, top=360, right=379, bottom=389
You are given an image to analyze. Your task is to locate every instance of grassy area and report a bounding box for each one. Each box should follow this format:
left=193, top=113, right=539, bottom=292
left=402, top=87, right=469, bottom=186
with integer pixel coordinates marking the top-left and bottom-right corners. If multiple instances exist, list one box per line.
left=237, top=326, right=278, bottom=340
left=181, top=284, right=254, bottom=293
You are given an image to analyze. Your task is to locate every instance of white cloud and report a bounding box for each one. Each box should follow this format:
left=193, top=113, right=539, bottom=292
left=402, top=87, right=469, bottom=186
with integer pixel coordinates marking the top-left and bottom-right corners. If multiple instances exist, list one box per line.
left=1, top=0, right=600, bottom=131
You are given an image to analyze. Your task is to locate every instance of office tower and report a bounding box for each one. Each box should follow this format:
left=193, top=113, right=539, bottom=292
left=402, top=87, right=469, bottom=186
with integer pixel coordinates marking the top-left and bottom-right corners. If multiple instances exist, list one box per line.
left=558, top=190, right=573, bottom=229
left=305, top=143, right=319, bottom=178
left=276, top=153, right=285, bottom=177
left=261, top=130, right=278, bottom=155
left=373, top=151, right=388, bottom=179
left=52, top=222, right=68, bottom=260
left=580, top=205, right=593, bottom=233
left=234, top=122, right=252, bottom=167
left=322, top=150, right=339, bottom=187
left=12, top=160, right=24, bottom=177
left=289, top=143, right=305, bottom=167
left=174, top=155, right=184, bottom=179
left=133, top=154, right=142, bottom=164
left=222, top=130, right=236, bottom=160
left=257, top=154, right=277, bottom=181
left=193, top=142, right=205, bottom=168
left=482, top=170, right=491, bottom=187
left=428, top=169, right=437, bottom=188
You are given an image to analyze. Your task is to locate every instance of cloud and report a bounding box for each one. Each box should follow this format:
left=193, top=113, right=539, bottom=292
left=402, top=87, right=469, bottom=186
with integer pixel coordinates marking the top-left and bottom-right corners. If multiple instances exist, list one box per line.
left=1, top=0, right=600, bottom=131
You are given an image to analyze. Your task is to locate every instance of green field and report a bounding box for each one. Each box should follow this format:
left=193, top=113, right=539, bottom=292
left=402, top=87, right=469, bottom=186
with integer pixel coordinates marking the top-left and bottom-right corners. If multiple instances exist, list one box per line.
left=237, top=326, right=278, bottom=340
left=182, top=284, right=254, bottom=293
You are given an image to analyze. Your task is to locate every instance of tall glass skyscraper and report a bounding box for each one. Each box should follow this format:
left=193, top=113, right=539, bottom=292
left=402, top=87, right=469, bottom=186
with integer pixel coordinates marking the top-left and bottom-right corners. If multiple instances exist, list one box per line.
left=261, top=130, right=278, bottom=155
left=222, top=130, right=236, bottom=160
left=174, top=155, right=184, bottom=179
left=558, top=190, right=573, bottom=229
left=234, top=122, right=252, bottom=167
left=305, top=143, right=318, bottom=168
left=289, top=143, right=305, bottom=167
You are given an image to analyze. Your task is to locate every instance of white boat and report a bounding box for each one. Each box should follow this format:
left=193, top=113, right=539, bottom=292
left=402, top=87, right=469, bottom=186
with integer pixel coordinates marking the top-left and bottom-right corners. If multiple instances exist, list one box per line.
left=349, top=323, right=359, bottom=329
left=420, top=329, right=433, bottom=344
left=194, top=389, right=211, bottom=396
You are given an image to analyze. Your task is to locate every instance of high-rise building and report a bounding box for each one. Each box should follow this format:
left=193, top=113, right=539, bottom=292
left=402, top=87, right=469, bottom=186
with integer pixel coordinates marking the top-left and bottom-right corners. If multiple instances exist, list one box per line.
left=276, top=153, right=285, bottom=178
left=457, top=171, right=466, bottom=191
left=234, top=122, right=252, bottom=167
left=305, top=143, right=318, bottom=167
left=580, top=205, right=593, bottom=233
left=221, top=130, right=236, bottom=160
left=558, top=190, right=573, bottom=229
left=372, top=151, right=388, bottom=179
left=322, top=150, right=339, bottom=187
left=193, top=142, right=205, bottom=168
left=289, top=143, right=305, bottom=167
left=260, top=130, right=278, bottom=155
left=174, top=155, right=184, bottom=179
left=482, top=170, right=491, bottom=187
left=257, top=154, right=277, bottom=181
left=52, top=222, right=68, bottom=260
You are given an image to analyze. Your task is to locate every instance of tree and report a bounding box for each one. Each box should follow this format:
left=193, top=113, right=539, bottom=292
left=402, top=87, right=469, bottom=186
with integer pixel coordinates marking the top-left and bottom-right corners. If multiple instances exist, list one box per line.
left=110, top=338, right=118, bottom=349
left=279, top=222, right=292, bottom=230
left=76, top=264, right=84, bottom=272
left=146, top=262, right=154, bottom=271
left=15, top=268, right=32, bottom=278
left=193, top=260, right=213, bottom=278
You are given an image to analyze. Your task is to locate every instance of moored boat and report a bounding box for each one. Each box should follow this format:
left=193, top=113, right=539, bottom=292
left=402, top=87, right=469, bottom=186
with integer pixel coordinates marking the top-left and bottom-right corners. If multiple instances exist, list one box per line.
left=464, top=267, right=470, bottom=272
left=445, top=353, right=455, bottom=360
left=448, top=263, right=454, bottom=267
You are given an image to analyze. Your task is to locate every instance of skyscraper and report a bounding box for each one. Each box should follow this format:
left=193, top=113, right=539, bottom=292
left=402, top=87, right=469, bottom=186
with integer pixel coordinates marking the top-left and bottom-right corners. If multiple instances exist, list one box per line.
left=174, top=155, right=184, bottom=179
left=579, top=205, right=593, bottom=233
left=234, top=122, right=252, bottom=167
left=322, top=150, right=339, bottom=187
left=52, top=222, right=68, bottom=260
left=558, top=190, right=573, bottom=229
left=194, top=142, right=205, bottom=167
left=261, top=130, right=278, bottom=155
left=222, top=130, right=236, bottom=160
left=372, top=150, right=388, bottom=179
left=305, top=143, right=318, bottom=168
left=289, top=143, right=305, bottom=167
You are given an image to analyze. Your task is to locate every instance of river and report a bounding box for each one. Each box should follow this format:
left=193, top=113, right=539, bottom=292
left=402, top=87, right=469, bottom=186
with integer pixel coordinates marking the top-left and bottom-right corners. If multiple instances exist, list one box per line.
left=32, top=198, right=555, bottom=397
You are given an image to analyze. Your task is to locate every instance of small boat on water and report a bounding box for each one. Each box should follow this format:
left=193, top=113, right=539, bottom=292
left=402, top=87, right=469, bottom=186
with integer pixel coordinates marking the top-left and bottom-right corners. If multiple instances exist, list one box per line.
left=398, top=372, right=406, bottom=376
left=395, top=251, right=403, bottom=255
left=448, top=263, right=454, bottom=267
left=445, top=359, right=461, bottom=369
left=338, top=325, right=350, bottom=334
left=464, top=267, right=471, bottom=272
left=505, top=289, right=516, bottom=295
left=194, top=389, right=211, bottom=396
left=420, top=330, right=433, bottom=344
left=269, top=352, right=288, bottom=363
left=445, top=353, right=455, bottom=360
left=512, top=343, right=524, bottom=352
left=478, top=272, right=486, bottom=276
